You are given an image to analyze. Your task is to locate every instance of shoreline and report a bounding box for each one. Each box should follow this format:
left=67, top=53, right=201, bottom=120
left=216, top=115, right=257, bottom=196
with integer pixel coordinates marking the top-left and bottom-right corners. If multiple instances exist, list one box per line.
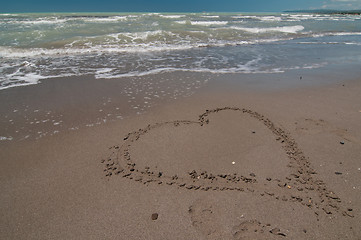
left=1, top=62, right=361, bottom=143
left=1, top=70, right=361, bottom=239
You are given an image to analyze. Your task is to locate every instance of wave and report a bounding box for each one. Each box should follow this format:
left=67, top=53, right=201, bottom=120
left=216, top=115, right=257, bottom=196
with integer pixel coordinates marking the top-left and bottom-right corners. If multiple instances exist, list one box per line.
left=201, top=15, right=220, bottom=19
left=0, top=59, right=333, bottom=91
left=331, top=32, right=361, bottom=36
left=0, top=72, right=56, bottom=90
left=0, top=38, right=289, bottom=58
left=230, top=14, right=361, bottom=22
left=2, top=16, right=130, bottom=25
left=231, top=25, right=304, bottom=34
left=0, top=45, right=196, bottom=58
left=159, top=14, right=185, bottom=19
left=3, top=27, right=361, bottom=60
left=308, top=32, right=361, bottom=39
left=82, top=16, right=128, bottom=22
left=12, top=18, right=68, bottom=25
left=107, top=29, right=176, bottom=42
left=94, top=62, right=327, bottom=80
left=94, top=67, right=279, bottom=79
left=284, top=14, right=361, bottom=22
left=232, top=15, right=282, bottom=22
left=0, top=13, right=18, bottom=16
left=175, top=20, right=228, bottom=26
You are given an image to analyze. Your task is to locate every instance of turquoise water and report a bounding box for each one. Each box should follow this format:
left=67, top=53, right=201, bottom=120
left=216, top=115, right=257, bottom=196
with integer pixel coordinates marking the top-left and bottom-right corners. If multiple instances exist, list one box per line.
left=1, top=12, right=361, bottom=89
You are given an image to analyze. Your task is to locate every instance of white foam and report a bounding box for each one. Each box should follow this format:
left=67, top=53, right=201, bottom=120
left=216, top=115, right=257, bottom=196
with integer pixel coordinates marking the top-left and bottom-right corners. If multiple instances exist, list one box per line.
left=0, top=14, right=19, bottom=16
left=95, top=64, right=279, bottom=79
left=142, top=13, right=160, bottom=16
left=83, top=16, right=127, bottom=22
left=20, top=18, right=68, bottom=25
left=123, top=30, right=173, bottom=41
left=159, top=15, right=185, bottom=19
left=258, top=16, right=282, bottom=22
left=345, top=42, right=361, bottom=46
left=0, top=136, right=13, bottom=141
left=201, top=15, right=220, bottom=19
left=284, top=14, right=359, bottom=22
left=190, top=21, right=228, bottom=26
left=94, top=56, right=327, bottom=80
left=231, top=25, right=304, bottom=34
left=174, top=20, right=187, bottom=24
left=3, top=16, right=129, bottom=25
left=232, top=15, right=282, bottom=22
left=0, top=72, right=48, bottom=90
left=1, top=42, right=195, bottom=58
left=309, top=32, right=361, bottom=39
left=231, top=14, right=360, bottom=22
left=332, top=32, right=361, bottom=36
left=175, top=20, right=228, bottom=26
left=96, top=68, right=114, bottom=74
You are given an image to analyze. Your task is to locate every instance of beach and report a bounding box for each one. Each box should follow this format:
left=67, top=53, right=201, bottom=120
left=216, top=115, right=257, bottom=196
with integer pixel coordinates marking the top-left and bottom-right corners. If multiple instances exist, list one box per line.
left=1, top=12, right=361, bottom=239
left=1, top=70, right=361, bottom=239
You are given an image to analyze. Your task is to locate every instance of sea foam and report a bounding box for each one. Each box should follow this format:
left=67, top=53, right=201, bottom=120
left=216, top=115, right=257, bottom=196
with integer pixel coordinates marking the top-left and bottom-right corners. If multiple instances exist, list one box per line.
left=231, top=25, right=304, bottom=34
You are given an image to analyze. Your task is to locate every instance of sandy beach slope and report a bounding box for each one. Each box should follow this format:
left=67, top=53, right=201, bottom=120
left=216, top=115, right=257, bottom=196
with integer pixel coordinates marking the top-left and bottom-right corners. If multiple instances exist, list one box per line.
left=0, top=74, right=360, bottom=239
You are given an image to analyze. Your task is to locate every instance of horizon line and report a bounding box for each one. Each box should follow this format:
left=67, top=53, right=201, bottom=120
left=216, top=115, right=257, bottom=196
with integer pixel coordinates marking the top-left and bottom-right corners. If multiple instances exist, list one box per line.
left=1, top=9, right=360, bottom=15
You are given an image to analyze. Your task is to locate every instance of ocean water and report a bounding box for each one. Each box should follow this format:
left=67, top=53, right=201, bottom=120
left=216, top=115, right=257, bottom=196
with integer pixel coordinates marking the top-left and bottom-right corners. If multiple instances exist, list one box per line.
left=1, top=12, right=361, bottom=89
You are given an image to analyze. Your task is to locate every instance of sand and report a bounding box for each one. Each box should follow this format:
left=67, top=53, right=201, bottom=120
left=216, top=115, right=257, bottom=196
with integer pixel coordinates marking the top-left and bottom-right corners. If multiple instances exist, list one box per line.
left=0, top=73, right=361, bottom=239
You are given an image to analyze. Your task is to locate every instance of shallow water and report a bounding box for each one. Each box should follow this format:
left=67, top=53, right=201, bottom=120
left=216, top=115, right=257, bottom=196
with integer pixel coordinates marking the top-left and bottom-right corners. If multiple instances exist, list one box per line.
left=1, top=12, right=361, bottom=89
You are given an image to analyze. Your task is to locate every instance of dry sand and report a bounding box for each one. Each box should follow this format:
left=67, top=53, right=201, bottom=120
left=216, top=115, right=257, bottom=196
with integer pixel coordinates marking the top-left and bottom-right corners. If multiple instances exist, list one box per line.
left=0, top=74, right=361, bottom=239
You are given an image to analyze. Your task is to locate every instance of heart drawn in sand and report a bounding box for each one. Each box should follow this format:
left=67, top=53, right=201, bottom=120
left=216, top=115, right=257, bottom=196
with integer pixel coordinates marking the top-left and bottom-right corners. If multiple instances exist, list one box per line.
left=102, top=107, right=353, bottom=218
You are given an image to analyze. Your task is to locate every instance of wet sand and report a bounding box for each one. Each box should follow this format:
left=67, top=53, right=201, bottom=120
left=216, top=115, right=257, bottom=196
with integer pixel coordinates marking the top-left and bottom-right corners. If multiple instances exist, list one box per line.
left=0, top=72, right=361, bottom=239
